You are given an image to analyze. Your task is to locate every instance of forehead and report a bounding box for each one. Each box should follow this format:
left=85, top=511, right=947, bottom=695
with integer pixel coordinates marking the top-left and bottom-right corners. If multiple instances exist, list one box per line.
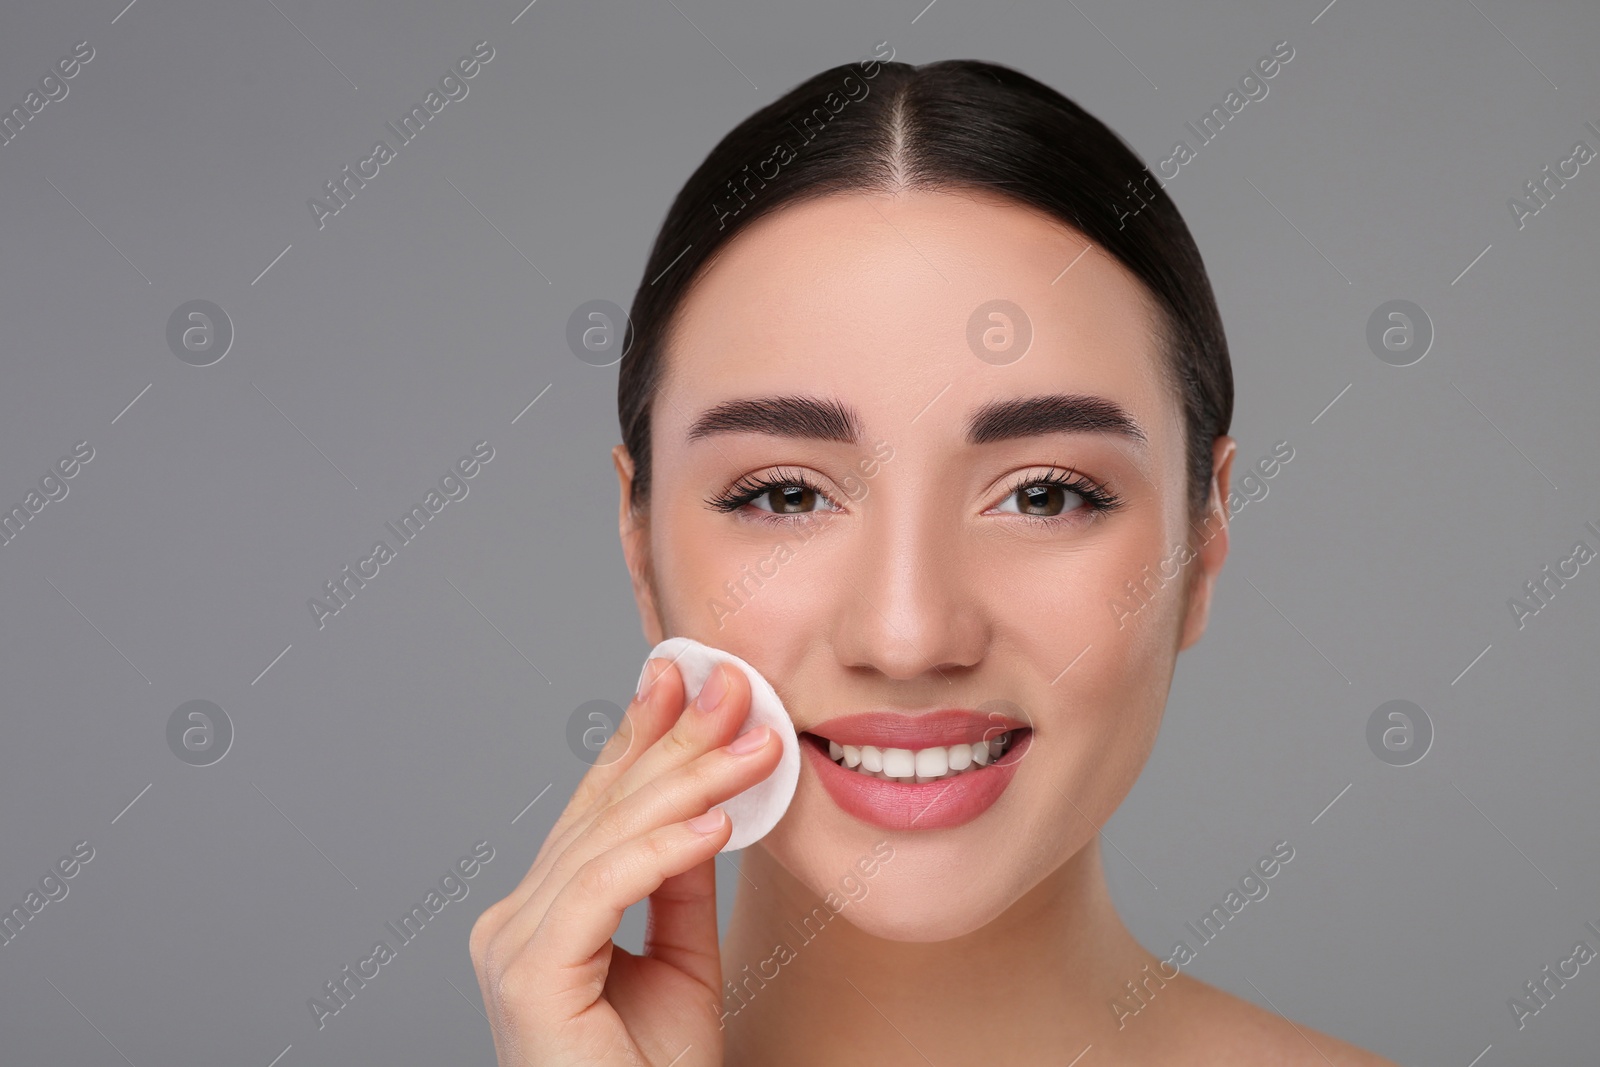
left=658, top=188, right=1177, bottom=445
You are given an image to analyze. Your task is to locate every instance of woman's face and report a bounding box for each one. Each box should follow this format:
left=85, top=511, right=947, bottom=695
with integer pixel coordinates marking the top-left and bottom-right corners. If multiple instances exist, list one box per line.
left=615, top=187, right=1234, bottom=941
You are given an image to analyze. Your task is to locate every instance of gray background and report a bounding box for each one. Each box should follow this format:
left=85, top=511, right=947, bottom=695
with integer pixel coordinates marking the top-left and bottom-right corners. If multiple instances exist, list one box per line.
left=1, top=0, right=1596, bottom=1063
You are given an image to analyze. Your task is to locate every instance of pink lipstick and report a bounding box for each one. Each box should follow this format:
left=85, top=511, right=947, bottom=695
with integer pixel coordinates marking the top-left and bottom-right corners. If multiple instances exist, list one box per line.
left=800, top=709, right=1032, bottom=831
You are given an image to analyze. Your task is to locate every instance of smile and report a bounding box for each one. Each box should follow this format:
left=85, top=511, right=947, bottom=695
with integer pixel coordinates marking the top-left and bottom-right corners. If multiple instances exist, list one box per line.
left=822, top=733, right=1020, bottom=781
left=799, top=728, right=1032, bottom=832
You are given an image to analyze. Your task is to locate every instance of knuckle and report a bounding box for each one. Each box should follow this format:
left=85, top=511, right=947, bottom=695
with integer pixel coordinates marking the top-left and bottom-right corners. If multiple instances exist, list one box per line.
left=474, top=915, right=523, bottom=983
left=685, top=749, right=725, bottom=786
left=611, top=708, right=636, bottom=745
left=491, top=963, right=531, bottom=1009
left=595, top=719, right=635, bottom=768
left=642, top=827, right=676, bottom=863
left=584, top=839, right=654, bottom=897
left=569, top=769, right=615, bottom=816
left=674, top=753, right=726, bottom=801
left=565, top=778, right=599, bottom=816
left=468, top=904, right=504, bottom=967
left=476, top=935, right=508, bottom=984
left=658, top=720, right=700, bottom=760
left=583, top=779, right=628, bottom=820
left=583, top=851, right=625, bottom=896
left=480, top=929, right=527, bottom=994
left=551, top=814, right=619, bottom=879
left=545, top=809, right=595, bottom=860
left=537, top=823, right=583, bottom=875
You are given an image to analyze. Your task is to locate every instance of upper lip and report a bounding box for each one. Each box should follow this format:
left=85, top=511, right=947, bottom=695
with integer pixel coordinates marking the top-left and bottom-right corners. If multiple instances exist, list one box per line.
left=801, top=709, right=1031, bottom=749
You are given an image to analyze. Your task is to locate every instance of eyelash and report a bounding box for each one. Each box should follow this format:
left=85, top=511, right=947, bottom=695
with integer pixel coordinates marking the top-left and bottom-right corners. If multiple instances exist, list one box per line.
left=704, top=466, right=1124, bottom=528
left=998, top=468, right=1124, bottom=527
left=705, top=466, right=825, bottom=522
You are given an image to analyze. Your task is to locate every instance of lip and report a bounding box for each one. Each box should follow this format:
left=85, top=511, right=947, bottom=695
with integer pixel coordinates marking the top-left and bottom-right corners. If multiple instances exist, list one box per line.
left=800, top=728, right=1032, bottom=831
left=801, top=708, right=1030, bottom=748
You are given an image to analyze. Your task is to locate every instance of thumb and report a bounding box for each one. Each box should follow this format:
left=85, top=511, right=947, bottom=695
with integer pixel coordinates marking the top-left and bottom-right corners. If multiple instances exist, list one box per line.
left=643, top=851, right=724, bottom=992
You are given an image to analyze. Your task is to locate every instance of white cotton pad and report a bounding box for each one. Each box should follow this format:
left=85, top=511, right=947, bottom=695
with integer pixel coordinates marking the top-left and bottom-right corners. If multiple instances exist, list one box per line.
left=638, top=637, right=800, bottom=852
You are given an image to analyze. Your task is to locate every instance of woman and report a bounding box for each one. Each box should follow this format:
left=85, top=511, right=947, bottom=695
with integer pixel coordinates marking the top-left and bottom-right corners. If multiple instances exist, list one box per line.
left=469, top=51, right=1397, bottom=1066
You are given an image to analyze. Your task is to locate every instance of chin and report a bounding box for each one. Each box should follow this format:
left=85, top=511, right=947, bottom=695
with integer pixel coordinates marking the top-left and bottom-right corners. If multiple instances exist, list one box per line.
left=758, top=780, right=1084, bottom=944
left=829, top=869, right=1026, bottom=943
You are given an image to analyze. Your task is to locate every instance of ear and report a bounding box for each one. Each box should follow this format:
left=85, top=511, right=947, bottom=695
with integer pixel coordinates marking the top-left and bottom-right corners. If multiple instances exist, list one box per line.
left=1177, top=435, right=1236, bottom=651
left=613, top=443, right=665, bottom=646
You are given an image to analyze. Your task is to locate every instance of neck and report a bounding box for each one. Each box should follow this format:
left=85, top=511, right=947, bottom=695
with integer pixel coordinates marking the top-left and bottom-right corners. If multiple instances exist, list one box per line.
left=718, top=838, right=1158, bottom=1066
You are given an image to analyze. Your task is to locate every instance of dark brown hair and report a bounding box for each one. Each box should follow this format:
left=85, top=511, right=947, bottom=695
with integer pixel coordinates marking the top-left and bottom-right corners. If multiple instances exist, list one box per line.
left=618, top=54, right=1232, bottom=520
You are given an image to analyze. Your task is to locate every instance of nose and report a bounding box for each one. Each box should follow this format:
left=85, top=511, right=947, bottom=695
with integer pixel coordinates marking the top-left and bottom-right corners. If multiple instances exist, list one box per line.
left=829, top=500, right=987, bottom=682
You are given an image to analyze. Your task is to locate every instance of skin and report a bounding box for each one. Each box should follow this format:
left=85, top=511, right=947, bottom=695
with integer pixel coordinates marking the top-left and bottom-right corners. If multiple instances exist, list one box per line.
left=469, top=186, right=1396, bottom=1066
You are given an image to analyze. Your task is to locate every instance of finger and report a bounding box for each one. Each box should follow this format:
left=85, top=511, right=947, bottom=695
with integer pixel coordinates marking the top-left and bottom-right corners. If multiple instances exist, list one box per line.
left=530, top=656, right=688, bottom=888
left=533, top=664, right=753, bottom=898
left=513, top=809, right=733, bottom=1021
left=488, top=723, right=781, bottom=964
left=562, top=655, right=689, bottom=830
left=537, top=662, right=751, bottom=887
left=487, top=660, right=751, bottom=946
left=643, top=855, right=722, bottom=992
left=601, top=663, right=752, bottom=808
left=478, top=658, right=689, bottom=958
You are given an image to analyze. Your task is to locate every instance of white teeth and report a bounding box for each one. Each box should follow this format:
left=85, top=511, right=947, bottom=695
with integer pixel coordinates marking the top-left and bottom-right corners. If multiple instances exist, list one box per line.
left=824, top=734, right=1020, bottom=781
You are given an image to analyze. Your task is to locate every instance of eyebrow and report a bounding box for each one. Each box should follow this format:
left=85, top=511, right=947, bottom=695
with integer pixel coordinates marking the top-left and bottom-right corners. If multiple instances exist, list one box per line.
left=684, top=393, right=1148, bottom=448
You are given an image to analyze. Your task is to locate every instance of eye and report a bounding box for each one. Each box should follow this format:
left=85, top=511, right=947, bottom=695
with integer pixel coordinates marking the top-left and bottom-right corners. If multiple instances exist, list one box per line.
left=706, top=466, right=843, bottom=523
left=990, top=469, right=1122, bottom=525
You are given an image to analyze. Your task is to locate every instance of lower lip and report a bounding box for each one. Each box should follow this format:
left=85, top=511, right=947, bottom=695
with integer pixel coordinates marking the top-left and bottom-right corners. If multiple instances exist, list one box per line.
left=800, top=730, right=1032, bottom=831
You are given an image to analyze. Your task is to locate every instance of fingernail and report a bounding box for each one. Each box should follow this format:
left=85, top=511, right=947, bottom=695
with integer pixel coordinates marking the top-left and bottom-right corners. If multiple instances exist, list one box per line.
left=729, top=724, right=770, bottom=755
left=697, top=665, right=729, bottom=712
left=636, top=658, right=664, bottom=701
left=687, top=808, right=726, bottom=833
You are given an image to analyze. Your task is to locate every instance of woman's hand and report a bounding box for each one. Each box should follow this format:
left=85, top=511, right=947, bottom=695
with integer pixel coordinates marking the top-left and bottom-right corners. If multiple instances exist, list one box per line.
left=469, top=657, right=782, bottom=1067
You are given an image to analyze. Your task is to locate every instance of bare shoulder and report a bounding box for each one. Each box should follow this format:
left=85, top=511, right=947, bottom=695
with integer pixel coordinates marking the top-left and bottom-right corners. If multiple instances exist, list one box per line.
left=1157, top=972, right=1400, bottom=1066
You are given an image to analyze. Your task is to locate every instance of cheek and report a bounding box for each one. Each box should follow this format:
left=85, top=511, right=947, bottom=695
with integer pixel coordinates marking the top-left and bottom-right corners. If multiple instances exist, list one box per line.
left=1001, top=522, right=1187, bottom=682
left=652, top=508, right=755, bottom=627
left=660, top=514, right=831, bottom=635
left=1053, top=644, right=1168, bottom=810
left=1006, top=535, right=1181, bottom=824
